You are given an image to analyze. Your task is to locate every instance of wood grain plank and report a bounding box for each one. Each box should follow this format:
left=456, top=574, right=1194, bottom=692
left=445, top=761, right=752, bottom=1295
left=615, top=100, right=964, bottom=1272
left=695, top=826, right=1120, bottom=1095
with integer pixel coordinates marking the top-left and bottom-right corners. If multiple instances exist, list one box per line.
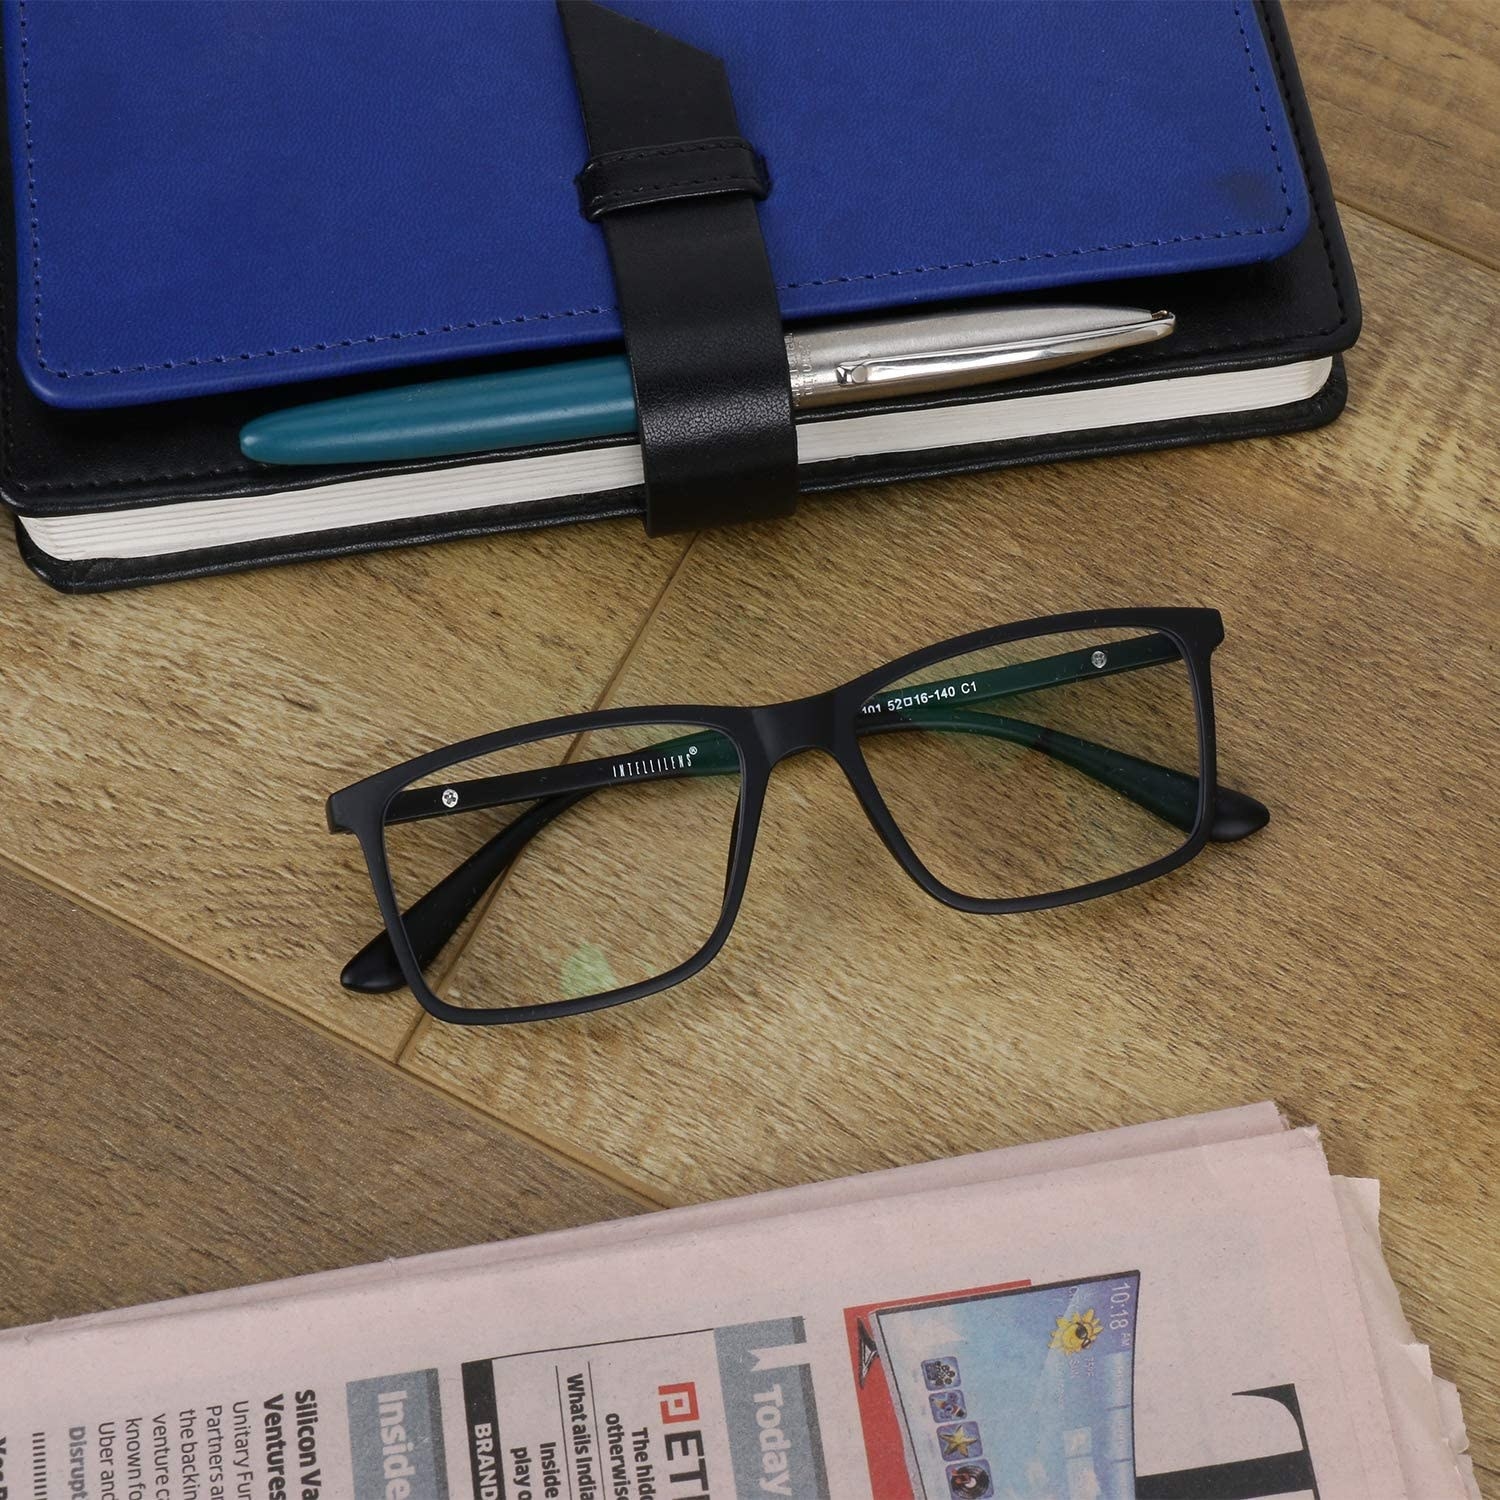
left=1290, top=0, right=1500, bottom=266
left=0, top=523, right=686, bottom=1053
left=0, top=863, right=645, bottom=1328
left=405, top=208, right=1499, bottom=1480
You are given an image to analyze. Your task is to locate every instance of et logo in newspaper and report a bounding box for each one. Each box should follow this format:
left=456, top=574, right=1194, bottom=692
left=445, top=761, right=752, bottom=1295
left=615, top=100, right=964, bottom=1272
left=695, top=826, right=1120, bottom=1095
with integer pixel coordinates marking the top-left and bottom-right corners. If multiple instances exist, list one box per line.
left=657, top=1382, right=715, bottom=1499
left=658, top=1384, right=700, bottom=1424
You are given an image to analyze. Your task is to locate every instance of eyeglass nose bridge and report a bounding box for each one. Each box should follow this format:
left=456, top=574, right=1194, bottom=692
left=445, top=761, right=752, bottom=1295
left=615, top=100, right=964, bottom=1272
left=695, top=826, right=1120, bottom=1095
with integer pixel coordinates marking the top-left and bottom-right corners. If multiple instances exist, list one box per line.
left=753, top=688, right=841, bottom=767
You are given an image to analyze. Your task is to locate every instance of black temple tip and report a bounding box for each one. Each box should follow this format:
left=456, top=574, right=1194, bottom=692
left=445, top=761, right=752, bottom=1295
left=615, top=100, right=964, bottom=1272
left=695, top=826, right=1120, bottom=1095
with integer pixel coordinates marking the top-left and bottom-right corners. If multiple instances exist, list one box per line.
left=340, top=933, right=409, bottom=994
left=1210, top=786, right=1271, bottom=842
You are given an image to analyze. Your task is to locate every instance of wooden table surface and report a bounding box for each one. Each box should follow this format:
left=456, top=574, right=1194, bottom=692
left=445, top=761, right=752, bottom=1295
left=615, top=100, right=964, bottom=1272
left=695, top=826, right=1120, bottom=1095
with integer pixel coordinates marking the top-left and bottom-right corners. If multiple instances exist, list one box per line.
left=1, top=2, right=1495, bottom=1486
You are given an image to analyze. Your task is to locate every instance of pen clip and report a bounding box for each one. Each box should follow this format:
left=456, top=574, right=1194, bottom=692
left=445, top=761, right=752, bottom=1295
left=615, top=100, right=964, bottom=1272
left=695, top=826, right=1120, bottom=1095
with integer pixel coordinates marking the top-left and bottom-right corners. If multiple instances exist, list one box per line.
left=833, top=313, right=1175, bottom=393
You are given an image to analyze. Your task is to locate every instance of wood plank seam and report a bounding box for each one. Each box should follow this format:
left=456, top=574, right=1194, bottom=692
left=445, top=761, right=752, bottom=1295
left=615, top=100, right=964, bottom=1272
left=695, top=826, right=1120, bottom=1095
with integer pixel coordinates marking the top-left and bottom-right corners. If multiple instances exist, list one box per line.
left=0, top=849, right=670, bottom=1218
left=1335, top=191, right=1500, bottom=275
left=0, top=845, right=412, bottom=1062
left=1286, top=0, right=1500, bottom=274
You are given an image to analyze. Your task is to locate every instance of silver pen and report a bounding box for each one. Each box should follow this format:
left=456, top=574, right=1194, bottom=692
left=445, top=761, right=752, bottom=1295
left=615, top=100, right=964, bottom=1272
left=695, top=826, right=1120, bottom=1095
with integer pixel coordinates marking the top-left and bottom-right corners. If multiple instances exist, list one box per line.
left=787, top=305, right=1173, bottom=406
left=240, top=305, right=1175, bottom=465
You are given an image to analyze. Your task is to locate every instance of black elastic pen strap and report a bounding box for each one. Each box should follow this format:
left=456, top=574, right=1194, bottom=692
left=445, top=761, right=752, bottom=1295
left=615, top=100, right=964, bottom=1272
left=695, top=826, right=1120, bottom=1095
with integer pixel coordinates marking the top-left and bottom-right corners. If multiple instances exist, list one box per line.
left=558, top=0, right=797, bottom=536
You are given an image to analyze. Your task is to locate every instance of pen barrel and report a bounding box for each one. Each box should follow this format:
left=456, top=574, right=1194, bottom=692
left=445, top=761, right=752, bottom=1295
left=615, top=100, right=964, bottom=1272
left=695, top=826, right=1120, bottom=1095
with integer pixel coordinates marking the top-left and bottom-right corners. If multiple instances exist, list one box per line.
left=784, top=316, right=974, bottom=408
left=784, top=305, right=1173, bottom=409
left=239, top=355, right=639, bottom=465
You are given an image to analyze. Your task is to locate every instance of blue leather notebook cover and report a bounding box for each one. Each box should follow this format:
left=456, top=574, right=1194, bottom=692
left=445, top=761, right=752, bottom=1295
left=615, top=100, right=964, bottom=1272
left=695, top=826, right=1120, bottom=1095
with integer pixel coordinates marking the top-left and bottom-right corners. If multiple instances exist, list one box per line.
left=3, top=0, right=1309, bottom=411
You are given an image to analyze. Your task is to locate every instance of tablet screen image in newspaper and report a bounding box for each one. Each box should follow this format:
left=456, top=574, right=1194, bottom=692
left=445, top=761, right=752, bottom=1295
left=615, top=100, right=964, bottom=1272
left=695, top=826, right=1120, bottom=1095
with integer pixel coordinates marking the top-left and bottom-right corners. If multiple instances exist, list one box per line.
left=846, top=1276, right=1138, bottom=1500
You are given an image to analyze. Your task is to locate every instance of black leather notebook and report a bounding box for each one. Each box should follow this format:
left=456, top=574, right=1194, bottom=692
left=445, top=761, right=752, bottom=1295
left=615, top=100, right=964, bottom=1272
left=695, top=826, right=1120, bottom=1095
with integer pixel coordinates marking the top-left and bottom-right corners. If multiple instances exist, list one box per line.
left=0, top=0, right=1358, bottom=592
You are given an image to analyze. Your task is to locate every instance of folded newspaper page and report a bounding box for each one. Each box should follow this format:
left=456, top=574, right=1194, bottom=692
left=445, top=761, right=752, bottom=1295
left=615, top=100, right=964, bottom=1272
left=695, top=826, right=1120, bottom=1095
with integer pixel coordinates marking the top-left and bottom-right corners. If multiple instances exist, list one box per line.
left=0, top=1104, right=1475, bottom=1500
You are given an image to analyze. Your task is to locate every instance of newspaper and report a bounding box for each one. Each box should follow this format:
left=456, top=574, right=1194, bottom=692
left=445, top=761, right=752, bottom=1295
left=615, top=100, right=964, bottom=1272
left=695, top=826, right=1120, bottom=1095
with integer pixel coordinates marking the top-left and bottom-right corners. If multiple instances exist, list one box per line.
left=0, top=1104, right=1475, bottom=1500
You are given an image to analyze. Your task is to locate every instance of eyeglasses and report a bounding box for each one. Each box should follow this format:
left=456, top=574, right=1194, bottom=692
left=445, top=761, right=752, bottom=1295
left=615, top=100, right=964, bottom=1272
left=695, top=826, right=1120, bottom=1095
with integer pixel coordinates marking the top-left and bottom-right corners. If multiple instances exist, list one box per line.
left=327, top=608, right=1267, bottom=1026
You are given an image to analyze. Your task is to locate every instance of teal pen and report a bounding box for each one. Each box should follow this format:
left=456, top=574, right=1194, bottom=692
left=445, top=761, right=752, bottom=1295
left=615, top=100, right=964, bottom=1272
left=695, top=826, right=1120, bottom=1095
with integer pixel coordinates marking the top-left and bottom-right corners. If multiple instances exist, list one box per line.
left=240, top=355, right=637, bottom=466
left=238, top=306, right=1175, bottom=466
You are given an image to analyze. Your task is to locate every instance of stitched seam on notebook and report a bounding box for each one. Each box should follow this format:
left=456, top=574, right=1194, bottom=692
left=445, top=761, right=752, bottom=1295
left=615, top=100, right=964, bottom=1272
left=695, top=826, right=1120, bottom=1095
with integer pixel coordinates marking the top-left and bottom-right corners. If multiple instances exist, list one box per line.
left=1232, top=2, right=1292, bottom=222
left=16, top=0, right=1302, bottom=385
left=1258, top=0, right=1349, bottom=338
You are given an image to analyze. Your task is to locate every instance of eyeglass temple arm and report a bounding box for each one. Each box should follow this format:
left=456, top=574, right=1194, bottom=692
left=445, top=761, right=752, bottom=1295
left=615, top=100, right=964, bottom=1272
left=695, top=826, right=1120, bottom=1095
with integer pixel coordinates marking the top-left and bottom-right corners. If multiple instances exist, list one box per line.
left=343, top=652, right=1267, bottom=993
left=342, top=787, right=591, bottom=992
left=886, top=708, right=1269, bottom=837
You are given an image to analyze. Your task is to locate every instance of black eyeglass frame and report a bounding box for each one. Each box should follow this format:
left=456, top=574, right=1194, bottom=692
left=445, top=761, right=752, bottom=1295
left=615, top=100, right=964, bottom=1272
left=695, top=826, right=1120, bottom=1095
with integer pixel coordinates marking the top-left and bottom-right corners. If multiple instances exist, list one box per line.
left=328, top=607, right=1260, bottom=1027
